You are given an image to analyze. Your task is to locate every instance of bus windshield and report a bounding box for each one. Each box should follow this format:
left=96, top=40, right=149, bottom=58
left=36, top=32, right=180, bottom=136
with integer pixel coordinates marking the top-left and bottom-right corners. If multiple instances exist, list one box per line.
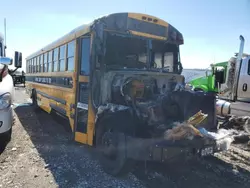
left=151, top=40, right=178, bottom=72
left=105, top=34, right=148, bottom=69
left=104, top=34, right=178, bottom=72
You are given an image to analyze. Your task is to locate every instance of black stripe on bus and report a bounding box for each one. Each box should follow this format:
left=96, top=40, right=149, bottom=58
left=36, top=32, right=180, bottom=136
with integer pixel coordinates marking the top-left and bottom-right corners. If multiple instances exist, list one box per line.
left=36, top=90, right=66, bottom=105
left=25, top=76, right=73, bottom=88
left=50, top=103, right=67, bottom=116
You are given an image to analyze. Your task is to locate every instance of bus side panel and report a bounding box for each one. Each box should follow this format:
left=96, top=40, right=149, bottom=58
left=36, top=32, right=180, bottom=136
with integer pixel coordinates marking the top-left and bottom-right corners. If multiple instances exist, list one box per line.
left=86, top=33, right=95, bottom=146
left=86, top=96, right=95, bottom=146
left=74, top=37, right=89, bottom=144
left=26, top=81, right=76, bottom=132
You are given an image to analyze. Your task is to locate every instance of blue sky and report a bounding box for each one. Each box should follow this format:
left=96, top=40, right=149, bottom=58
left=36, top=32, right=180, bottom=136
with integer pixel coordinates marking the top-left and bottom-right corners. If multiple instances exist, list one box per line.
left=0, top=0, right=250, bottom=70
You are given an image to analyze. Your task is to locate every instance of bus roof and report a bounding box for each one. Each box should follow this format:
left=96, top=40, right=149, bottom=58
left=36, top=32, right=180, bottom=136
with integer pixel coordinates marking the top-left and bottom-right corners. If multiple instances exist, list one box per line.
left=26, top=12, right=183, bottom=60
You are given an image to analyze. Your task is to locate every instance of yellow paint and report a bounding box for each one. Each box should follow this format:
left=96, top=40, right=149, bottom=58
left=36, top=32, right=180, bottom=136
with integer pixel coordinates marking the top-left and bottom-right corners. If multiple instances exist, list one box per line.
left=75, top=132, right=88, bottom=143
left=128, top=13, right=169, bottom=27
left=74, top=40, right=79, bottom=73
left=129, top=30, right=167, bottom=40
left=86, top=96, right=95, bottom=146
left=25, top=81, right=73, bottom=93
left=25, top=81, right=76, bottom=132
left=79, top=76, right=89, bottom=82
left=69, top=118, right=74, bottom=131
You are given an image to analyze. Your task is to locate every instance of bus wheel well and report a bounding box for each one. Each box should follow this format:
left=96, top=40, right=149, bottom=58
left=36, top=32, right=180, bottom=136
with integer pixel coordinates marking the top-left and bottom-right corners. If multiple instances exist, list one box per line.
left=95, top=110, right=135, bottom=140
left=95, top=113, right=135, bottom=176
left=31, top=89, right=36, bottom=98
left=31, top=89, right=38, bottom=108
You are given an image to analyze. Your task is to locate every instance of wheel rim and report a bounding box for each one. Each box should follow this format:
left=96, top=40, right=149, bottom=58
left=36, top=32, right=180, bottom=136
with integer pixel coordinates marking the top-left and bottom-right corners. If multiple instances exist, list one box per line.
left=101, top=131, right=118, bottom=160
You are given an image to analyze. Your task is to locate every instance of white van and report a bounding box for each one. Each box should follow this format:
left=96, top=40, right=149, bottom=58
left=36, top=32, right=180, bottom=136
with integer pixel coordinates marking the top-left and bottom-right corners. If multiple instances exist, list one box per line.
left=0, top=53, right=22, bottom=149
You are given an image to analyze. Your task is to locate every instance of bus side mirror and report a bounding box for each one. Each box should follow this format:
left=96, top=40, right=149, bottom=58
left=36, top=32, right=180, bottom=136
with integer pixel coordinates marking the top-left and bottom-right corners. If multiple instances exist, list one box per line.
left=0, top=57, right=12, bottom=65
left=14, top=51, right=22, bottom=68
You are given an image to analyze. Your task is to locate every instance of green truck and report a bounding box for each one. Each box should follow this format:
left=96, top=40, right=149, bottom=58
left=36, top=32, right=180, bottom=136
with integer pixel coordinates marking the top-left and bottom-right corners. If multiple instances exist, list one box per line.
left=188, top=61, right=228, bottom=92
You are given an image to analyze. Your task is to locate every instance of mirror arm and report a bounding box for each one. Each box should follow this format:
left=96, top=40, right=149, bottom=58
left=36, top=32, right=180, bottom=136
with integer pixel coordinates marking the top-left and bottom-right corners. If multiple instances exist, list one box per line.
left=9, top=67, right=19, bottom=74
left=0, top=64, right=7, bottom=82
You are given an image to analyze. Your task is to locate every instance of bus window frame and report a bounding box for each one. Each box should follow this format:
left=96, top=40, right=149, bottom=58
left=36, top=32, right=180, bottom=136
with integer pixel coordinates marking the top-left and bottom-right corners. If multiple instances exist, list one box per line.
left=66, top=40, right=76, bottom=72
left=59, top=44, right=66, bottom=71
left=48, top=50, right=53, bottom=72
left=44, top=52, right=48, bottom=72
left=53, top=47, right=59, bottom=72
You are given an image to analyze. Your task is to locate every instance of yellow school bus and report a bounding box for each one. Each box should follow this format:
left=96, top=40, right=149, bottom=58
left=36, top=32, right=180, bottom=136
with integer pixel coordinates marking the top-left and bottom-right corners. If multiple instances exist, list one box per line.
left=25, top=12, right=218, bottom=176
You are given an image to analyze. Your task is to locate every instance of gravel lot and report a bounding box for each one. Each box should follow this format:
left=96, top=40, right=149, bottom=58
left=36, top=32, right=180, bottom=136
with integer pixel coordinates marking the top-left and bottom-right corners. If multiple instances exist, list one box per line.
left=0, top=87, right=250, bottom=188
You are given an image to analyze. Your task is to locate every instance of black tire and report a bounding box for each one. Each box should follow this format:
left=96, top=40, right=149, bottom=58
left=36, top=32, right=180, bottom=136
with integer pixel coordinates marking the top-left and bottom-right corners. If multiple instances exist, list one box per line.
left=0, top=128, right=12, bottom=152
left=95, top=121, right=134, bottom=176
left=32, top=89, right=38, bottom=106
left=31, top=89, right=39, bottom=111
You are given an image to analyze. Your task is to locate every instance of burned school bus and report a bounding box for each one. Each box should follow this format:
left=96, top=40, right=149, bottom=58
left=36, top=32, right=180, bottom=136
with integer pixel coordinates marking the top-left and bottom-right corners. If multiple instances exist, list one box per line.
left=25, top=12, right=220, bottom=176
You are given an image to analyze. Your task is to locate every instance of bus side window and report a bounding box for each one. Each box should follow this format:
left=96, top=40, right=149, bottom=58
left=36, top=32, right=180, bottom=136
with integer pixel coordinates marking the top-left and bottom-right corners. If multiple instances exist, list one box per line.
left=34, top=57, right=37, bottom=73
left=26, top=60, right=29, bottom=73
left=59, top=45, right=66, bottom=71
left=40, top=54, right=44, bottom=72
left=53, top=48, right=59, bottom=72
left=31, top=59, right=33, bottom=73
left=48, top=51, right=53, bottom=72
left=44, top=53, right=48, bottom=72
left=67, top=40, right=75, bottom=72
left=38, top=57, right=40, bottom=72
left=80, top=38, right=90, bottom=75
left=30, top=60, right=32, bottom=73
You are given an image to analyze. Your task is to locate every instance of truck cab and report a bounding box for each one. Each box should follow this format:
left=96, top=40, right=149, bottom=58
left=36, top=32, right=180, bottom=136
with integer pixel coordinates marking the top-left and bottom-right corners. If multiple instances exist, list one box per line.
left=218, top=36, right=250, bottom=103
left=0, top=35, right=22, bottom=150
left=189, top=62, right=227, bottom=92
left=236, top=55, right=250, bottom=101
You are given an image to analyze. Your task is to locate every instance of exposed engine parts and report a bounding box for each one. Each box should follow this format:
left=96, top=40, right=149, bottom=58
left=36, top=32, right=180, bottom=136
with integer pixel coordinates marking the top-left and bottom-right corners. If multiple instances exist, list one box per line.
left=101, top=73, right=217, bottom=139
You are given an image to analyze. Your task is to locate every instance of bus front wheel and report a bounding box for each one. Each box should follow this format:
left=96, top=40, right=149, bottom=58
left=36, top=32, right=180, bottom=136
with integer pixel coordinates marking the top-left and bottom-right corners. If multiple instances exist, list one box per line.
left=96, top=122, right=134, bottom=176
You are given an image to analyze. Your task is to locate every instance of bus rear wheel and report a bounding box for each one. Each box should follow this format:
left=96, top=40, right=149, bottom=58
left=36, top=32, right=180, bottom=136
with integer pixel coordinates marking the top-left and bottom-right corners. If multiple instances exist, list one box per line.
left=31, top=89, right=39, bottom=110
left=96, top=123, right=134, bottom=176
left=0, top=128, right=12, bottom=152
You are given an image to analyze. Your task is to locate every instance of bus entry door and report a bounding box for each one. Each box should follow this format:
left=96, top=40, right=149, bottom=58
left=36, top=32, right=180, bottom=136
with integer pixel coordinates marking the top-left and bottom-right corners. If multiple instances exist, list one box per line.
left=74, top=36, right=91, bottom=144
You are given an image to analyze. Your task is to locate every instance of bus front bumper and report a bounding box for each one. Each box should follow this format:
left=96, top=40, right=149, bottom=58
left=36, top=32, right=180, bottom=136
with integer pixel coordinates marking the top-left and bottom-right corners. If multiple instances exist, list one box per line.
left=125, top=136, right=223, bottom=162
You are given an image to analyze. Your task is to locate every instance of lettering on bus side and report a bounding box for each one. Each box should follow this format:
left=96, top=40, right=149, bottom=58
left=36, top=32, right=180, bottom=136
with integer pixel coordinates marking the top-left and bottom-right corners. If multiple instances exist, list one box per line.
left=26, top=76, right=73, bottom=88
left=35, top=77, right=52, bottom=84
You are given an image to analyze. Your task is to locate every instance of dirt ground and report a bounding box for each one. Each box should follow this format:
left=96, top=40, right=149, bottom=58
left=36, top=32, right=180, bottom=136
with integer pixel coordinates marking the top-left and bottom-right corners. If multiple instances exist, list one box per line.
left=0, top=87, right=250, bottom=188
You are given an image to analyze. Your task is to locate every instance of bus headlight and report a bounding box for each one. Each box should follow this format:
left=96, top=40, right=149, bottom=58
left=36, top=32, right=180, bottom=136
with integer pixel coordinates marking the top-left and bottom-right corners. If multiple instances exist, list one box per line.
left=0, top=93, right=11, bottom=110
